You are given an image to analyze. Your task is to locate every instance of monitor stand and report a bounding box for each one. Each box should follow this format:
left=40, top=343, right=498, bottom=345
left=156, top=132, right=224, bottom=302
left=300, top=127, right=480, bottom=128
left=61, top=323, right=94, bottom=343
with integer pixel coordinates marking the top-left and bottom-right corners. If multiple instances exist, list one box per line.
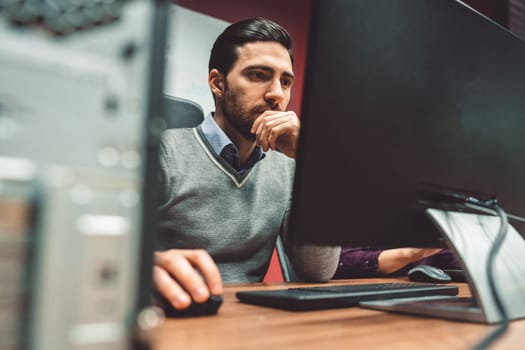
left=361, top=208, right=525, bottom=324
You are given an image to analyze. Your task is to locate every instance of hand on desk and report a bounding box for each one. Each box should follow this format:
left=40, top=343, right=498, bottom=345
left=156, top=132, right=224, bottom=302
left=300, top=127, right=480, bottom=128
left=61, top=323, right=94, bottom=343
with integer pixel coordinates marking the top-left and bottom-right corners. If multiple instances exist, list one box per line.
left=377, top=248, right=443, bottom=274
left=153, top=249, right=223, bottom=310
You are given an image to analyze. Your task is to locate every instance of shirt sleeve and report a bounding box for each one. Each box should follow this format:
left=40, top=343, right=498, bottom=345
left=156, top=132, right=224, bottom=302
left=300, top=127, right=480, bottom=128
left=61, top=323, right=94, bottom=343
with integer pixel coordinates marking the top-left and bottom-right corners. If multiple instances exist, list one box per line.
left=332, top=248, right=382, bottom=279
left=280, top=208, right=341, bottom=282
left=333, top=247, right=462, bottom=279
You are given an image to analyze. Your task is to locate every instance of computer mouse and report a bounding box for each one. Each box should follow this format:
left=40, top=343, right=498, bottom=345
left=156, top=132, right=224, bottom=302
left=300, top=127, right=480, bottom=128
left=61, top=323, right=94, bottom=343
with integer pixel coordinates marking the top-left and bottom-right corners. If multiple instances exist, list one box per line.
left=408, top=264, right=452, bottom=283
left=154, top=291, right=223, bottom=318
left=442, top=269, right=467, bottom=282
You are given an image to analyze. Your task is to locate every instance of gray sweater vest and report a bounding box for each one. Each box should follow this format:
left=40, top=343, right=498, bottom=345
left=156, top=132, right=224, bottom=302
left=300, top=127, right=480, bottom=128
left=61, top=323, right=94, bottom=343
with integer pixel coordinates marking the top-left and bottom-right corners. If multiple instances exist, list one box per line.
left=158, top=127, right=295, bottom=283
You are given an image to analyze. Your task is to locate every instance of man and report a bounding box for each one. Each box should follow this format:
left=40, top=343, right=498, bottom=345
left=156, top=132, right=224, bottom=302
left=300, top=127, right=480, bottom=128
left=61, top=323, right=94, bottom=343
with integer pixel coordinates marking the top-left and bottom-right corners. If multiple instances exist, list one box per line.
left=154, top=18, right=340, bottom=310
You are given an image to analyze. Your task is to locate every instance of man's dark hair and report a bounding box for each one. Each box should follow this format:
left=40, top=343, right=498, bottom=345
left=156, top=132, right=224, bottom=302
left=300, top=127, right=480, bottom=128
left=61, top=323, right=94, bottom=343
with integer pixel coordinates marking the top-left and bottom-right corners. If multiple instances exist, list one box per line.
left=209, top=17, right=293, bottom=75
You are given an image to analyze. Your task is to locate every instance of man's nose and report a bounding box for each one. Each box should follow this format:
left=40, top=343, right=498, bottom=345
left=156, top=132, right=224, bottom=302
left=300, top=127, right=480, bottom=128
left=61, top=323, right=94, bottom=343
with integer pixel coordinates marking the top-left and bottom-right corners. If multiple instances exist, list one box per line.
left=264, top=79, right=285, bottom=106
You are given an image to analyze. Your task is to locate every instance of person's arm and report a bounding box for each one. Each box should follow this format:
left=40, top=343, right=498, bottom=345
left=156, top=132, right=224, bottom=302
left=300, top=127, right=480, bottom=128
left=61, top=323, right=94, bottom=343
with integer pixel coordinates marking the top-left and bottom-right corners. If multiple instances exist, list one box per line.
left=376, top=248, right=442, bottom=274
left=287, top=244, right=341, bottom=282
left=334, top=247, right=445, bottom=279
left=280, top=209, right=341, bottom=282
left=332, top=248, right=382, bottom=279
left=153, top=249, right=223, bottom=310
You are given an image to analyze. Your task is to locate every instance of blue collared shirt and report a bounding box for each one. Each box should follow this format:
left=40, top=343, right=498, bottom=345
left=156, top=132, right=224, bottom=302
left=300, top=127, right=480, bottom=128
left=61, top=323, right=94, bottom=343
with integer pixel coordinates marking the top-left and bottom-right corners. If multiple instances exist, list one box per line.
left=200, top=113, right=265, bottom=175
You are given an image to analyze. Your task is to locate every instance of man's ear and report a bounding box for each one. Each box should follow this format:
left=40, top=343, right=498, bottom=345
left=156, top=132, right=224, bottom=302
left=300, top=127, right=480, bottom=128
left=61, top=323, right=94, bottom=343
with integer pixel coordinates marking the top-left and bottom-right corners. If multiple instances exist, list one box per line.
left=208, top=69, right=224, bottom=98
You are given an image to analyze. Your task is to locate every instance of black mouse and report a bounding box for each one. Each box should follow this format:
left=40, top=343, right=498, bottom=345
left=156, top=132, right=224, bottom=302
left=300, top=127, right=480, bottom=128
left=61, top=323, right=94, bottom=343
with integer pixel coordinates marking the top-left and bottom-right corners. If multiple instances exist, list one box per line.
left=154, top=291, right=223, bottom=318
left=408, top=264, right=452, bottom=283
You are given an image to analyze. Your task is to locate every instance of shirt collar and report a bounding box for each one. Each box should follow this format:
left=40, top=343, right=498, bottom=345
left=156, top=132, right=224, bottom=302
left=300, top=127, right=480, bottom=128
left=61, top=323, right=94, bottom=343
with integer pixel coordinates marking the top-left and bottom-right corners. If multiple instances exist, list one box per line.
left=199, top=113, right=265, bottom=172
left=200, top=113, right=232, bottom=156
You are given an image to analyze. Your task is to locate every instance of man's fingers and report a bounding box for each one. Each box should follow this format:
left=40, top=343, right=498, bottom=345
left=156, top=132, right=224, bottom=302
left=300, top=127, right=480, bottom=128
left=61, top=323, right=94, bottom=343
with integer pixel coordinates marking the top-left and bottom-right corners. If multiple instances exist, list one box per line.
left=252, top=111, right=299, bottom=151
left=253, top=113, right=280, bottom=151
left=155, top=250, right=212, bottom=304
left=266, top=118, right=299, bottom=150
left=251, top=110, right=281, bottom=133
left=182, top=249, right=223, bottom=296
left=251, top=110, right=295, bottom=136
left=152, top=265, right=192, bottom=309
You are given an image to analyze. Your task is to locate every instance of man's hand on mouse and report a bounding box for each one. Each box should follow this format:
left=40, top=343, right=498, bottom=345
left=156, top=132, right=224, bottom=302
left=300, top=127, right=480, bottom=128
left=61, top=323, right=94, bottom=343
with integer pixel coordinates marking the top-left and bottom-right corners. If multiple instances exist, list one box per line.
left=153, top=249, right=223, bottom=309
left=251, top=110, right=300, bottom=158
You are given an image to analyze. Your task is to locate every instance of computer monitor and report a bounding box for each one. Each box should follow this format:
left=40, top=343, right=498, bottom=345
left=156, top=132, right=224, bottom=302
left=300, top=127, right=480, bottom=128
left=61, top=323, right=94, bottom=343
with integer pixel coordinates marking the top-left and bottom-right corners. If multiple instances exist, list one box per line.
left=289, top=0, right=525, bottom=248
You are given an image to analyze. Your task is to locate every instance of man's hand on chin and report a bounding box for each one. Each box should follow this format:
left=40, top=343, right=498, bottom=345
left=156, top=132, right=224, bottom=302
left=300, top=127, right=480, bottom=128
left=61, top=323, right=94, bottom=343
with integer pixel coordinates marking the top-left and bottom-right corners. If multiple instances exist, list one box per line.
left=251, top=110, right=300, bottom=158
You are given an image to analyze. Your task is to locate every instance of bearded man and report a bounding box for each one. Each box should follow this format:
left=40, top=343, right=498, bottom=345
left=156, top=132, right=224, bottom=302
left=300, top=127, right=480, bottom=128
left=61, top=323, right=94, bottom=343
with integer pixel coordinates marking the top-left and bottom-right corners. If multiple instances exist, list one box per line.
left=154, top=18, right=340, bottom=311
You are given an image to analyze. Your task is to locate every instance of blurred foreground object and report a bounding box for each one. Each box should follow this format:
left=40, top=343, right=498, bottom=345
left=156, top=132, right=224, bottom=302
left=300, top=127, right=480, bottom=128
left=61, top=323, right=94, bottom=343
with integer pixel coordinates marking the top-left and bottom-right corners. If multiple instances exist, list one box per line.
left=0, top=1, right=168, bottom=349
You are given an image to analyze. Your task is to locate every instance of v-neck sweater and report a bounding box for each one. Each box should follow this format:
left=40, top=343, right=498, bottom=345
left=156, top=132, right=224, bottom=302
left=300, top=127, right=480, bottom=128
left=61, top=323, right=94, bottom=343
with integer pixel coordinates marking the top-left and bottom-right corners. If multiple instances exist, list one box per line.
left=158, top=127, right=295, bottom=282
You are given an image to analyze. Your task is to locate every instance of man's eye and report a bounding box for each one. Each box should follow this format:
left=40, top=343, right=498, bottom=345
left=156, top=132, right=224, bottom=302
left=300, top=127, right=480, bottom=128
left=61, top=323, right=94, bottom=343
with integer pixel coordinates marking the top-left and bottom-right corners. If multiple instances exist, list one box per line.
left=282, top=78, right=293, bottom=88
left=249, top=71, right=268, bottom=80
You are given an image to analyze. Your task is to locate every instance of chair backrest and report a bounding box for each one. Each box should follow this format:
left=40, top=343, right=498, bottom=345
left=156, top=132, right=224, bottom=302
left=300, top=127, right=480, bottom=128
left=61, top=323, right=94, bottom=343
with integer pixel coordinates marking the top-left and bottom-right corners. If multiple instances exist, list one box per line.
left=163, top=95, right=205, bottom=128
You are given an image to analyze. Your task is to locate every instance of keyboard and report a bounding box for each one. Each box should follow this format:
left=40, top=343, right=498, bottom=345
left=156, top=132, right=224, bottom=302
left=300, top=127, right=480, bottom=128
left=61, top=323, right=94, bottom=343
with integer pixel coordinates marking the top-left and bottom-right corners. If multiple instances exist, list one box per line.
left=236, top=283, right=459, bottom=311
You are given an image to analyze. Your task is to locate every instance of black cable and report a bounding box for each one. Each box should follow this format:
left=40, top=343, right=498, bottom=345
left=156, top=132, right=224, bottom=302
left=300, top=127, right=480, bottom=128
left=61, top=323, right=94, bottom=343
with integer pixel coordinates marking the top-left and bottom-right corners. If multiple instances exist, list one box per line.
left=466, top=201, right=509, bottom=350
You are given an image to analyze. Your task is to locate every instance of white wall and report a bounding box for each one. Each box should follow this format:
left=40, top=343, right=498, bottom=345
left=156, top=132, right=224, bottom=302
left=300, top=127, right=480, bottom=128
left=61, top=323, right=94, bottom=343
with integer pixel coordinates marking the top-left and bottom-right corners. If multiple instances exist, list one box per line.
left=164, top=5, right=229, bottom=114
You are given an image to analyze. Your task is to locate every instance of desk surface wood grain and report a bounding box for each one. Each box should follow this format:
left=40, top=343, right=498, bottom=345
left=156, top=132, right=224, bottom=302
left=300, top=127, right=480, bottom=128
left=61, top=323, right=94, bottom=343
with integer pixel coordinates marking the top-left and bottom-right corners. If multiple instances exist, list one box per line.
left=151, top=278, right=525, bottom=350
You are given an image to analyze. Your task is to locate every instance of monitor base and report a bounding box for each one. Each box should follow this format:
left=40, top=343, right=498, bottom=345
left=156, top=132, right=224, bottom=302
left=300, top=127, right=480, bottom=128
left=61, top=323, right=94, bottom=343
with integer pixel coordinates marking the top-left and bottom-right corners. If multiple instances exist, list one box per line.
left=363, top=209, right=525, bottom=324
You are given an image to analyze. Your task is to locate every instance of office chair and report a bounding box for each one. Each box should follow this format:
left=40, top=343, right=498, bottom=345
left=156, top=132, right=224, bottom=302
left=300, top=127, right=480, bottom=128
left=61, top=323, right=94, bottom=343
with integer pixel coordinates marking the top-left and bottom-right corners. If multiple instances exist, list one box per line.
left=275, top=235, right=300, bottom=282
left=163, top=95, right=205, bottom=128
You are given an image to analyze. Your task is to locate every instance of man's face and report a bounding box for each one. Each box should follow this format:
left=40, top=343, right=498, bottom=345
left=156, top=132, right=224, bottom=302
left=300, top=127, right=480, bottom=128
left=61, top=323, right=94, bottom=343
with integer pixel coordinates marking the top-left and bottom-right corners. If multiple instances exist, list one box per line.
left=217, top=41, right=295, bottom=140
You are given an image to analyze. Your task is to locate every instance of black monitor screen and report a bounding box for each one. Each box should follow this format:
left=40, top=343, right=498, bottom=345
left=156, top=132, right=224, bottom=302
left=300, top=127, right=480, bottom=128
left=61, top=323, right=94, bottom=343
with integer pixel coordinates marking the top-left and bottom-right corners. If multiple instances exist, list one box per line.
left=289, top=0, right=525, bottom=247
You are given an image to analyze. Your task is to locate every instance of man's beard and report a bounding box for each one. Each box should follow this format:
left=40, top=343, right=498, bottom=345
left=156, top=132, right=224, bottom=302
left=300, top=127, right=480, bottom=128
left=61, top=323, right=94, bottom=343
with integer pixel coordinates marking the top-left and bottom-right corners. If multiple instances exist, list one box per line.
left=220, top=82, right=279, bottom=141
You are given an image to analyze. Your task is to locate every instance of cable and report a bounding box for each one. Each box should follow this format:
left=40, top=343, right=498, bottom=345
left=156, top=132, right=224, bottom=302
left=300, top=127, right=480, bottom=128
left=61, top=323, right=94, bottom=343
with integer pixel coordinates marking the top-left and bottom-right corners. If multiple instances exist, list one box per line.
left=464, top=202, right=525, bottom=223
left=465, top=200, right=509, bottom=350
left=507, top=213, right=525, bottom=223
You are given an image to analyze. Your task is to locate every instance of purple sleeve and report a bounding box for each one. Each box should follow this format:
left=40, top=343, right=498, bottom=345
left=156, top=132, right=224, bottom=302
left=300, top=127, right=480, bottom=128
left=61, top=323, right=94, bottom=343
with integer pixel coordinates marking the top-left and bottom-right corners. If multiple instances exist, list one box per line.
left=333, top=248, right=463, bottom=279
left=332, top=248, right=382, bottom=279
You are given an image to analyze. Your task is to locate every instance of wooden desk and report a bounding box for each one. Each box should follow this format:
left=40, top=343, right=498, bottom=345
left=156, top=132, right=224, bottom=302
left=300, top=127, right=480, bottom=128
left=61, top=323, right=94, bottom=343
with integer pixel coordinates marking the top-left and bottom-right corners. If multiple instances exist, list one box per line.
left=152, top=278, right=525, bottom=350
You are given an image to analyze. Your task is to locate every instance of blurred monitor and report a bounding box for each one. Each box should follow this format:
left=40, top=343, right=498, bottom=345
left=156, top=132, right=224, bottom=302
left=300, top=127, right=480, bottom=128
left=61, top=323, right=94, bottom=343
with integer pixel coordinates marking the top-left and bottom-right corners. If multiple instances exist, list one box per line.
left=289, top=0, right=525, bottom=247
